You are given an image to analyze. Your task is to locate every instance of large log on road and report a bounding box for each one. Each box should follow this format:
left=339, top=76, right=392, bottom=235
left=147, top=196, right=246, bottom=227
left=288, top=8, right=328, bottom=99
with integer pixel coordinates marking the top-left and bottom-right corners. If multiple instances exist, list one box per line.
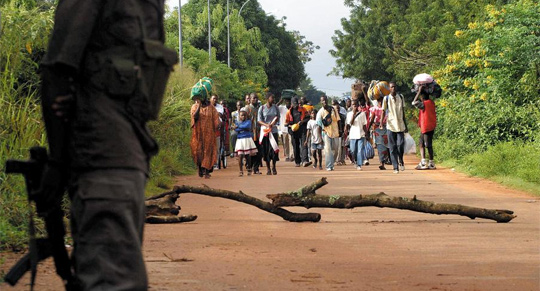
left=146, top=178, right=516, bottom=223
left=266, top=178, right=516, bottom=223
left=146, top=185, right=321, bottom=223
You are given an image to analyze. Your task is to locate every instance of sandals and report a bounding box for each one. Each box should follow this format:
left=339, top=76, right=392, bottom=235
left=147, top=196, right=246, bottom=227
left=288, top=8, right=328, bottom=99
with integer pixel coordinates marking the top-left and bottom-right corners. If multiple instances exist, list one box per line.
left=239, top=171, right=244, bottom=177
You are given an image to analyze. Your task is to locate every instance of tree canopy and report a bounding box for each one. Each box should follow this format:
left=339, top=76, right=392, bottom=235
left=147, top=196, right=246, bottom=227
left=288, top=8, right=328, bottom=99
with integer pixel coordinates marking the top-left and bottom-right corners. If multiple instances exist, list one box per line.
left=332, top=0, right=539, bottom=152
left=331, top=0, right=513, bottom=85
left=179, top=0, right=310, bottom=97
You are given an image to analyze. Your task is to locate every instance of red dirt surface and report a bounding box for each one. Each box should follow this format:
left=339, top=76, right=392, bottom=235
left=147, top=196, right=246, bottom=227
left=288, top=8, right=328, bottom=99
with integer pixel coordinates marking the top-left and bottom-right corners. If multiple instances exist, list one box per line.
left=2, top=154, right=539, bottom=290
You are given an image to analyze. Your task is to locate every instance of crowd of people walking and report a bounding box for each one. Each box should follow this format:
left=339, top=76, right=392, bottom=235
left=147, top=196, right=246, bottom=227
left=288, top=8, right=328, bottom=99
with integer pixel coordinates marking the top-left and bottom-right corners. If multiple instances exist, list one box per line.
left=190, top=82, right=437, bottom=178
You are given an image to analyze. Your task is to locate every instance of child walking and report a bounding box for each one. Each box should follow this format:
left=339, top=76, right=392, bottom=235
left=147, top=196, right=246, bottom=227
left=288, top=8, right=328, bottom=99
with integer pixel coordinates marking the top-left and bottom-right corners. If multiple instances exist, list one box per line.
left=235, top=110, right=258, bottom=176
left=305, top=110, right=324, bottom=170
left=412, top=85, right=437, bottom=170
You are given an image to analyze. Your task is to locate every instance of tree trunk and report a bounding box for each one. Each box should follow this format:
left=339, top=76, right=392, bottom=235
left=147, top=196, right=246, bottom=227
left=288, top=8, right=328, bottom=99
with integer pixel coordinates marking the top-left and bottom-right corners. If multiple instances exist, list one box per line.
left=266, top=178, right=516, bottom=223
left=145, top=192, right=198, bottom=223
left=146, top=184, right=321, bottom=223
left=147, top=178, right=516, bottom=223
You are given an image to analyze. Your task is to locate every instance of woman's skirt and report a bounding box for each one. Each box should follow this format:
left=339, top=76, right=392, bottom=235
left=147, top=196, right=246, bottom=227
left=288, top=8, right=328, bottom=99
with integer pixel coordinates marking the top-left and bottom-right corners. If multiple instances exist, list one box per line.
left=235, top=137, right=258, bottom=156
left=261, top=132, right=280, bottom=163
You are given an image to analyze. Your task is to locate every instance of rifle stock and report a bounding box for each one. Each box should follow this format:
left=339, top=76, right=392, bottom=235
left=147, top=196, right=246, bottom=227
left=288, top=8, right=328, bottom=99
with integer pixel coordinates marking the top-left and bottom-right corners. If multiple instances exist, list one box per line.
left=3, top=147, right=76, bottom=290
left=4, top=239, right=53, bottom=286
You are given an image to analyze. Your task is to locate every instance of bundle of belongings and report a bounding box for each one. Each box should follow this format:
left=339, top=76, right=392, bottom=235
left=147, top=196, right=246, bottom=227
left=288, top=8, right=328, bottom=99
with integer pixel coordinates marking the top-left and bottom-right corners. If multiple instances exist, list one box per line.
left=367, top=80, right=391, bottom=101
left=191, top=77, right=213, bottom=99
left=411, top=73, right=442, bottom=98
left=281, top=89, right=295, bottom=100
left=350, top=81, right=367, bottom=101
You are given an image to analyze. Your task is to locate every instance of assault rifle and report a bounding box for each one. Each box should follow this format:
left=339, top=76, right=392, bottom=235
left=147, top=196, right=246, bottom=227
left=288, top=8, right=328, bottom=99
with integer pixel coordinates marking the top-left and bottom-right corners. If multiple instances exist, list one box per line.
left=3, top=147, right=77, bottom=290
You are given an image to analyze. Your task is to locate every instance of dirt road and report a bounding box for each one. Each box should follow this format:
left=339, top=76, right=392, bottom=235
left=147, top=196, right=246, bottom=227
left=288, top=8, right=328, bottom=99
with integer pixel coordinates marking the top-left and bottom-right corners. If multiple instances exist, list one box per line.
left=2, top=154, right=539, bottom=290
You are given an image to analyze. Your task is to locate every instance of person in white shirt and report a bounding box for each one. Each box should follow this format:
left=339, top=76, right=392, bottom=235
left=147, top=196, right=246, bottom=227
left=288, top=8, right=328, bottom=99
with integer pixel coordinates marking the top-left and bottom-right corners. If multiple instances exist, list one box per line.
left=380, top=82, right=408, bottom=173
left=346, top=99, right=368, bottom=170
left=305, top=110, right=324, bottom=170
left=277, top=97, right=293, bottom=161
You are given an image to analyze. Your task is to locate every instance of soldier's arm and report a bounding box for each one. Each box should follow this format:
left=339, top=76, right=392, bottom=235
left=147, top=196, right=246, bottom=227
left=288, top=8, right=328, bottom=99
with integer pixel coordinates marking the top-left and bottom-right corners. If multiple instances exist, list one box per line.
left=41, top=0, right=104, bottom=163
left=40, top=65, right=76, bottom=165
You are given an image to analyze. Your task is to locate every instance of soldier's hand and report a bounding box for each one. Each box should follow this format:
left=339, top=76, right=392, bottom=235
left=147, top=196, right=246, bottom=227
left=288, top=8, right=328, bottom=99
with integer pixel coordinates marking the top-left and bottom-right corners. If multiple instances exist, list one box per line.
left=51, top=94, right=74, bottom=122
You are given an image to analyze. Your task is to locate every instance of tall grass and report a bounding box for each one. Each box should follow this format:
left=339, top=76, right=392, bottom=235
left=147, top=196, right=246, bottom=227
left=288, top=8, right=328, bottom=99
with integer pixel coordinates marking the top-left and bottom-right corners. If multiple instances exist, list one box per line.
left=146, top=68, right=198, bottom=195
left=0, top=2, right=52, bottom=250
left=436, top=139, right=540, bottom=195
left=0, top=2, right=198, bottom=249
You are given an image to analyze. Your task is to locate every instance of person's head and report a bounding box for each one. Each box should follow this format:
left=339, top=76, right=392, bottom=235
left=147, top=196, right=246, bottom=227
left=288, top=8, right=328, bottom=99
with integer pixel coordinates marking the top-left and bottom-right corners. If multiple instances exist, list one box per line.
left=285, top=98, right=291, bottom=109
left=359, top=97, right=366, bottom=107
left=239, top=110, right=247, bottom=121
left=332, top=99, right=339, bottom=107
left=236, top=100, right=243, bottom=110
left=352, top=99, right=359, bottom=109
left=310, top=110, right=316, bottom=120
left=300, top=96, right=307, bottom=106
left=245, top=94, right=250, bottom=103
left=192, top=95, right=201, bottom=103
left=346, top=98, right=352, bottom=109
left=250, top=93, right=258, bottom=105
left=291, top=97, right=299, bottom=109
left=266, top=92, right=275, bottom=105
left=320, top=95, right=328, bottom=106
left=390, top=82, right=397, bottom=96
left=210, top=94, right=218, bottom=105
left=421, top=89, right=430, bottom=101
left=219, top=100, right=227, bottom=108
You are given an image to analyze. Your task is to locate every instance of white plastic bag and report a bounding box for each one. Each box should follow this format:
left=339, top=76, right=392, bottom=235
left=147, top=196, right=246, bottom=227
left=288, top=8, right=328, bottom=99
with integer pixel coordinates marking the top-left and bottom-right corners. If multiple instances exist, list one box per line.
left=413, top=73, right=434, bottom=85
left=404, top=133, right=416, bottom=154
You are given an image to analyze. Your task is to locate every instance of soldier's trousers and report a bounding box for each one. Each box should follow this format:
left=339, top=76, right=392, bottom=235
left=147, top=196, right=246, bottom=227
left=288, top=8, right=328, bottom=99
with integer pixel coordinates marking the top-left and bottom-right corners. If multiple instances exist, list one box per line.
left=69, top=169, right=148, bottom=291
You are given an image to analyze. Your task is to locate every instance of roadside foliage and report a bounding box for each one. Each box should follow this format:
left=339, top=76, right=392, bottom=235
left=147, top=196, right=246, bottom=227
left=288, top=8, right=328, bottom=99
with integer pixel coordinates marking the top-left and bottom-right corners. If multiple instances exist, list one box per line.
left=332, top=0, right=540, bottom=191
left=0, top=0, right=315, bottom=249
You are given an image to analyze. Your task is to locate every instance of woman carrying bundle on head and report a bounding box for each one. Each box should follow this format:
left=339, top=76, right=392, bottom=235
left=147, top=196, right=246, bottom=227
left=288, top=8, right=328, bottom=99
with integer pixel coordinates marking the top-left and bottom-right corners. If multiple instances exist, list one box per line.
left=190, top=78, right=219, bottom=179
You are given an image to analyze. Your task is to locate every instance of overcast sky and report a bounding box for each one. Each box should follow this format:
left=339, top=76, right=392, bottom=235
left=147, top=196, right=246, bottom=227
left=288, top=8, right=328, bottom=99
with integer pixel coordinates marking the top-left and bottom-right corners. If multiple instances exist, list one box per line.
left=168, top=0, right=354, bottom=96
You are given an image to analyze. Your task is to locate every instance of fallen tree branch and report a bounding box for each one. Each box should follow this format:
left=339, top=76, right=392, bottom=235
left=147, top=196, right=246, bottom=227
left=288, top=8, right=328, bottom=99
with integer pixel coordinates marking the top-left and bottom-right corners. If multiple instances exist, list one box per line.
left=266, top=178, right=516, bottom=223
left=147, top=185, right=321, bottom=223
left=146, top=215, right=198, bottom=224
left=145, top=193, right=198, bottom=223
left=147, top=178, right=516, bottom=223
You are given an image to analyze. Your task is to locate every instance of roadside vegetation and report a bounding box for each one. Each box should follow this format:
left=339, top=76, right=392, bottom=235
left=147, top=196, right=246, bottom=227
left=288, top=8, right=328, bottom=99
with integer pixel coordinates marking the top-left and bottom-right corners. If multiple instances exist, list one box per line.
left=332, top=0, right=540, bottom=194
left=0, top=0, right=319, bottom=250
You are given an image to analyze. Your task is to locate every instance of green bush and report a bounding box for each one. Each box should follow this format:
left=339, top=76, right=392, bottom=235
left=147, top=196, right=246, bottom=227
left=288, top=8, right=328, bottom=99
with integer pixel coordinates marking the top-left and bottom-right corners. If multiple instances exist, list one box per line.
left=433, top=0, right=540, bottom=150
left=146, top=68, right=199, bottom=195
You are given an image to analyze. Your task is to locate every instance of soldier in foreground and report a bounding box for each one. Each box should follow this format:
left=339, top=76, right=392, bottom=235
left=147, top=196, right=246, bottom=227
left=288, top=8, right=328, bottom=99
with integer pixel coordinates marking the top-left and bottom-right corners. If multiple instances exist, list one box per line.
left=40, top=0, right=177, bottom=289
